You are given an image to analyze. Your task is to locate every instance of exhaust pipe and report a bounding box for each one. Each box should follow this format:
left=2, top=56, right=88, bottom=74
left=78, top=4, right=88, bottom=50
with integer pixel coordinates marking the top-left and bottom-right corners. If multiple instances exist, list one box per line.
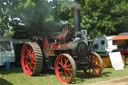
left=72, top=6, right=81, bottom=32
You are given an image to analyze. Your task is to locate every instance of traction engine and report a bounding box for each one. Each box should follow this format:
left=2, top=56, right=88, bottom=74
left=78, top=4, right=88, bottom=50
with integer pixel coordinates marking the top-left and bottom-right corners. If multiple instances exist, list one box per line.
left=21, top=6, right=104, bottom=83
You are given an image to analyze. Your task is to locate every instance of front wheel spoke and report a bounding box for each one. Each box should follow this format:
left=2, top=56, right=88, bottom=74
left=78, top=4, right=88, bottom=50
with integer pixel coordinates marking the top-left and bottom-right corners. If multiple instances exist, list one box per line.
left=61, top=58, right=64, bottom=65
left=67, top=64, right=71, bottom=68
left=66, top=68, right=72, bottom=71
left=68, top=71, right=72, bottom=77
left=58, top=67, right=60, bottom=70
left=65, top=58, right=69, bottom=65
left=65, top=72, right=70, bottom=80
left=60, top=72, right=64, bottom=78
left=59, top=61, right=63, bottom=66
left=58, top=58, right=64, bottom=66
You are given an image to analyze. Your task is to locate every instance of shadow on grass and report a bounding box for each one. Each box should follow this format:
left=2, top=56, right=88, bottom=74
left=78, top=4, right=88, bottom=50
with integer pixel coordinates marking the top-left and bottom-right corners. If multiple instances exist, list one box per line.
left=36, top=69, right=55, bottom=77
left=70, top=71, right=112, bottom=84
left=33, top=69, right=112, bottom=84
left=99, top=71, right=112, bottom=77
left=0, top=67, right=23, bottom=75
left=0, top=78, right=13, bottom=85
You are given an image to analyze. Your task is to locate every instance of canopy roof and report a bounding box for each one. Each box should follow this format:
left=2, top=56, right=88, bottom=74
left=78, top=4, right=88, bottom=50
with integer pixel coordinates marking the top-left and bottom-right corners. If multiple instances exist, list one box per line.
left=110, top=35, right=128, bottom=40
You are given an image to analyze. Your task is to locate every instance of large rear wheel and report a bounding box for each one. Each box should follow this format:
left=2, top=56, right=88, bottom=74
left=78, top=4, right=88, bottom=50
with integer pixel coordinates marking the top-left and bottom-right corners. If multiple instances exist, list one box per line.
left=54, top=54, right=76, bottom=83
left=83, top=52, right=103, bottom=77
left=21, top=42, right=43, bottom=76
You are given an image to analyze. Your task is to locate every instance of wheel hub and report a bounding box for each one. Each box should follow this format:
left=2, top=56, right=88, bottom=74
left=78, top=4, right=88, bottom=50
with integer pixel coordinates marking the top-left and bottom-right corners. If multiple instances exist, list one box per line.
left=27, top=55, right=31, bottom=63
left=60, top=66, right=65, bottom=72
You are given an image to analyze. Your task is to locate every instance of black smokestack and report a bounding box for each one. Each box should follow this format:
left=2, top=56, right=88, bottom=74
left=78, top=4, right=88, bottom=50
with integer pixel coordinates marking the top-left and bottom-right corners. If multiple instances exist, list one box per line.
left=72, top=6, right=81, bottom=32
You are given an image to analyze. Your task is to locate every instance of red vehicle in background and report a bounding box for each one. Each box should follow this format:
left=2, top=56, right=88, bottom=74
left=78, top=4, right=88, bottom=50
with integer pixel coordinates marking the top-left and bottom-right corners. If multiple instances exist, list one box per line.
left=110, top=33, right=128, bottom=64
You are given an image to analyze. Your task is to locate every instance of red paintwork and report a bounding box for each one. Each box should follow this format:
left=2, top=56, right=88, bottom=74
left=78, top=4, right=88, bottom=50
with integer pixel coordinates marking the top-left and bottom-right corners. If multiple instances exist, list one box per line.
left=83, top=53, right=101, bottom=77
left=55, top=54, right=73, bottom=83
left=110, top=35, right=128, bottom=40
left=119, top=49, right=128, bottom=55
left=43, top=37, right=49, bottom=49
left=59, top=30, right=68, bottom=41
left=21, top=43, right=35, bottom=76
left=110, top=35, right=128, bottom=56
left=50, top=42, right=70, bottom=49
left=43, top=36, right=71, bottom=56
left=43, top=35, right=70, bottom=49
left=59, top=34, right=64, bottom=41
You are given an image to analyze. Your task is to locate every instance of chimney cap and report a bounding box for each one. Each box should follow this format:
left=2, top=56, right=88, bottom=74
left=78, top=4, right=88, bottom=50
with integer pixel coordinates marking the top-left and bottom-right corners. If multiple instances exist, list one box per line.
left=71, top=2, right=81, bottom=10
left=72, top=6, right=81, bottom=10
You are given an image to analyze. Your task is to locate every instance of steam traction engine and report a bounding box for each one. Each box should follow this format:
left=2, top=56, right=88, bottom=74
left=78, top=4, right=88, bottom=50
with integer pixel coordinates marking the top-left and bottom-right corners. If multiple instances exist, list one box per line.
left=21, top=6, right=103, bottom=83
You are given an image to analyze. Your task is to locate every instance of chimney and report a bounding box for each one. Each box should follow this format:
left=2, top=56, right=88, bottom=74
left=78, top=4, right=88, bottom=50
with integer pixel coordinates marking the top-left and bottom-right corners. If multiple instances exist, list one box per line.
left=72, top=6, right=81, bottom=32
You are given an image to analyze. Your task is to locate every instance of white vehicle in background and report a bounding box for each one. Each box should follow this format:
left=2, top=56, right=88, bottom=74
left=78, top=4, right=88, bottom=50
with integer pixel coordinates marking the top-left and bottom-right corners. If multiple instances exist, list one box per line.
left=0, top=36, right=15, bottom=66
left=91, top=36, right=117, bottom=53
left=89, top=36, right=120, bottom=67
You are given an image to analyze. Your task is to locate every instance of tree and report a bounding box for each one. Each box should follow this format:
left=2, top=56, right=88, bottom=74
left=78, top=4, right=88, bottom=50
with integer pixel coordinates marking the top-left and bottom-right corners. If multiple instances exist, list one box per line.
left=0, top=0, right=61, bottom=38
left=78, top=0, right=128, bottom=38
left=56, top=0, right=128, bottom=38
left=0, top=0, right=128, bottom=39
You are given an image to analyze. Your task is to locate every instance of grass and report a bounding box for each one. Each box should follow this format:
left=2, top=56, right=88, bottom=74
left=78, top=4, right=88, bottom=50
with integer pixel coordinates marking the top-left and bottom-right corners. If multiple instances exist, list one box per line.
left=0, top=66, right=128, bottom=85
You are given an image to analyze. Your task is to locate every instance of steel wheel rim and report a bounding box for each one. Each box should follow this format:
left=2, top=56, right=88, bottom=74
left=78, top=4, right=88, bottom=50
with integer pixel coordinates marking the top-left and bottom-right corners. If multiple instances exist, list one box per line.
left=55, top=55, right=73, bottom=83
left=85, top=53, right=101, bottom=77
left=21, top=43, right=35, bottom=76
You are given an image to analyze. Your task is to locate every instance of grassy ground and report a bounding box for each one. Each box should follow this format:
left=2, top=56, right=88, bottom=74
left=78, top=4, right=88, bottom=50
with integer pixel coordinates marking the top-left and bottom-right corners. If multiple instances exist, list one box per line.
left=0, top=66, right=128, bottom=85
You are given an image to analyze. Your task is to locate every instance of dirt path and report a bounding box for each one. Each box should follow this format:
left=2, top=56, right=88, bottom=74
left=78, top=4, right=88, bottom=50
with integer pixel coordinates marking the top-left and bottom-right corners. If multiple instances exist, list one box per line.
left=86, top=77, right=128, bottom=85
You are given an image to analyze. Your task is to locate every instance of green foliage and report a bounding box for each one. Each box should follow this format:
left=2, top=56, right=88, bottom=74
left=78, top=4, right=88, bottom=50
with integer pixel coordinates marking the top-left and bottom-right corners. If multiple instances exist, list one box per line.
left=0, top=0, right=128, bottom=38
left=3, top=28, right=14, bottom=37
left=23, top=0, right=36, bottom=8
left=47, top=0, right=128, bottom=38
left=0, top=0, right=61, bottom=38
left=79, top=0, right=128, bottom=38
left=59, top=0, right=128, bottom=38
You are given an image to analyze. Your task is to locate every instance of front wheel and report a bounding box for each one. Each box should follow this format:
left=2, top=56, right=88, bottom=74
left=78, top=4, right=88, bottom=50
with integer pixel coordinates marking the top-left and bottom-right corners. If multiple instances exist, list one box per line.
left=54, top=54, right=76, bottom=83
left=83, top=52, right=103, bottom=77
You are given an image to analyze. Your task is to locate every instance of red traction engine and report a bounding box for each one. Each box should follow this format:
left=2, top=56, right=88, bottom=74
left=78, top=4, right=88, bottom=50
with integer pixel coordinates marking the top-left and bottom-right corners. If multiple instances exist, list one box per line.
left=21, top=6, right=104, bottom=83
